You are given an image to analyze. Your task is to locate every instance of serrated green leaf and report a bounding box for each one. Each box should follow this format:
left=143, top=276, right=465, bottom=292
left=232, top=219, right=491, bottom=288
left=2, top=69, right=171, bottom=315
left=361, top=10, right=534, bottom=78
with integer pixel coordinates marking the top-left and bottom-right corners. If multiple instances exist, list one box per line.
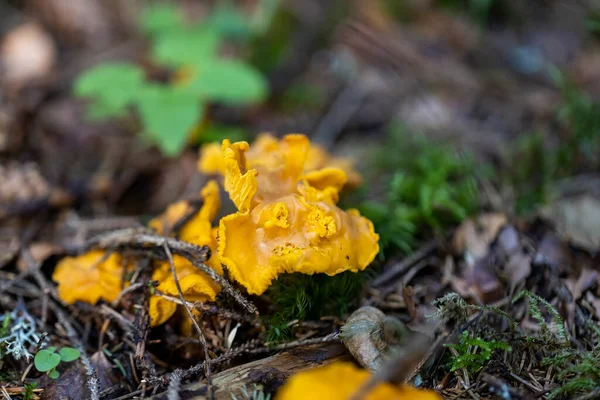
left=34, top=350, right=61, bottom=372
left=74, top=63, right=145, bottom=119
left=137, top=86, right=203, bottom=156
left=48, top=369, right=60, bottom=379
left=183, top=60, right=267, bottom=104
left=151, top=28, right=221, bottom=68
left=139, top=4, right=183, bottom=36
left=59, top=347, right=81, bottom=362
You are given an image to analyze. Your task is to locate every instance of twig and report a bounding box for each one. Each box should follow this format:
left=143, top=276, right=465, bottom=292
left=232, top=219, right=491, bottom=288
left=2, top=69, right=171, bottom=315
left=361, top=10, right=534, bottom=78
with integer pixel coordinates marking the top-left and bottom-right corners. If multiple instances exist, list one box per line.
left=111, top=282, right=146, bottom=307
left=167, top=370, right=182, bottom=400
left=255, top=332, right=339, bottom=354
left=71, top=229, right=257, bottom=315
left=99, top=305, right=134, bottom=333
left=371, top=240, right=439, bottom=286
left=153, top=291, right=255, bottom=322
left=350, top=332, right=432, bottom=400
left=163, top=241, right=213, bottom=400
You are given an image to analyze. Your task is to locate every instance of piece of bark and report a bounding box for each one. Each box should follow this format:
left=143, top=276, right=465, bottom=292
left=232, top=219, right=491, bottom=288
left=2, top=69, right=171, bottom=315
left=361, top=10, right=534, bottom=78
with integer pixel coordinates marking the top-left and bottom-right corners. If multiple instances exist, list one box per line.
left=151, top=343, right=351, bottom=400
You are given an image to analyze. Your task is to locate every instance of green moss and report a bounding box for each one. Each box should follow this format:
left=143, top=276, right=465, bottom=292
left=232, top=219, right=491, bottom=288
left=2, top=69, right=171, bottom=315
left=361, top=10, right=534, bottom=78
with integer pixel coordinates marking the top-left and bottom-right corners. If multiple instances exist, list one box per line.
left=359, top=124, right=481, bottom=258
left=264, top=269, right=375, bottom=342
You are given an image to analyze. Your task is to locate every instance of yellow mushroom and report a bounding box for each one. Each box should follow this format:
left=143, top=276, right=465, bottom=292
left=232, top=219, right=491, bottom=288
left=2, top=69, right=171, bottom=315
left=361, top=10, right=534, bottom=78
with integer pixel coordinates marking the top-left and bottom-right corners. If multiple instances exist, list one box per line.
left=148, top=180, right=223, bottom=326
left=205, top=134, right=379, bottom=295
left=52, top=251, right=133, bottom=305
left=275, top=361, right=441, bottom=400
left=219, top=194, right=379, bottom=295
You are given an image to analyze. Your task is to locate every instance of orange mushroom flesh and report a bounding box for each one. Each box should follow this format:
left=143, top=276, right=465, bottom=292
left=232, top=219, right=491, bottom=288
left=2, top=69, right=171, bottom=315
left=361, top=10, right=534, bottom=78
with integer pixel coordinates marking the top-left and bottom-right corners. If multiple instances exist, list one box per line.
left=275, top=361, right=441, bottom=400
left=199, top=134, right=379, bottom=295
left=53, top=251, right=133, bottom=305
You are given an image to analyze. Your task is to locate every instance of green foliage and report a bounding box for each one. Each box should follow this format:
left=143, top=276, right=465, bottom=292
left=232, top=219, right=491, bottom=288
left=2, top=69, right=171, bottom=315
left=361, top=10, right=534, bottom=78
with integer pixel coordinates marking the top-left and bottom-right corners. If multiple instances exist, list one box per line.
left=512, top=290, right=568, bottom=345
left=74, top=3, right=268, bottom=157
left=73, top=63, right=145, bottom=120
left=34, top=346, right=81, bottom=379
left=437, top=0, right=499, bottom=25
left=543, top=349, right=600, bottom=399
left=359, top=125, right=480, bottom=258
left=504, top=132, right=556, bottom=215
left=551, top=67, right=600, bottom=174
left=23, top=382, right=37, bottom=400
left=265, top=270, right=373, bottom=342
left=232, top=384, right=271, bottom=400
left=445, top=330, right=511, bottom=373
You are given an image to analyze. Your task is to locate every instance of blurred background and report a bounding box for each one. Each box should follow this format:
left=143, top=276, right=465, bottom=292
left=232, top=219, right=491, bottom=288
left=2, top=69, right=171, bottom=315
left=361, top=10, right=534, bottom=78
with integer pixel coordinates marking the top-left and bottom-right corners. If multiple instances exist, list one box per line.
left=0, top=0, right=599, bottom=234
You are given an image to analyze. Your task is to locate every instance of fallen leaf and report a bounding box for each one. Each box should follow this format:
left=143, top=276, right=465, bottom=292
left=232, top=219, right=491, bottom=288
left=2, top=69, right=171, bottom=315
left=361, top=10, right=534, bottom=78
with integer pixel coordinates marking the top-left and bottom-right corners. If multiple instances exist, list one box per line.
left=541, top=194, right=600, bottom=252
left=339, top=306, right=406, bottom=373
left=453, top=213, right=508, bottom=262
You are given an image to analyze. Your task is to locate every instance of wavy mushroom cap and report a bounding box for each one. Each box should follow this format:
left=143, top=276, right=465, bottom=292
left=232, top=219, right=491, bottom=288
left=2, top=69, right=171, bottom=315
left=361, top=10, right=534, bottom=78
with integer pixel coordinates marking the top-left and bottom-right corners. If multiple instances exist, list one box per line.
left=147, top=180, right=223, bottom=326
left=53, top=251, right=132, bottom=305
left=275, top=361, right=441, bottom=400
left=207, top=134, right=379, bottom=295
left=219, top=194, right=379, bottom=295
left=149, top=256, right=221, bottom=326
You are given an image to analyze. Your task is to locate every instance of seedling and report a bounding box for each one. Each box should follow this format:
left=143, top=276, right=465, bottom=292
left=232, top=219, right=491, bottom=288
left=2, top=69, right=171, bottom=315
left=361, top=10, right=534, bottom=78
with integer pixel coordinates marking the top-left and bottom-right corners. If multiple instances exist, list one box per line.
left=74, top=3, right=268, bottom=156
left=34, top=346, right=81, bottom=379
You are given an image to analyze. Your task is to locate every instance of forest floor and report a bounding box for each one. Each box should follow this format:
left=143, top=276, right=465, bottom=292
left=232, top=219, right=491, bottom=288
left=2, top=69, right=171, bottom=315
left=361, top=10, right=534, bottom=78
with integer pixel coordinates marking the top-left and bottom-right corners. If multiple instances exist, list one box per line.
left=0, top=1, right=599, bottom=399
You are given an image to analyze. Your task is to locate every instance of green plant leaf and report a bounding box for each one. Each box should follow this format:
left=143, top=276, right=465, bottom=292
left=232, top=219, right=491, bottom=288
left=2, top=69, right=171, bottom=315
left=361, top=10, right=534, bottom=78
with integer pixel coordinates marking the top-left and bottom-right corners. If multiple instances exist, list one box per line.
left=34, top=349, right=61, bottom=372
left=152, top=28, right=221, bottom=68
left=59, top=347, right=81, bottom=362
left=205, top=5, right=251, bottom=38
left=199, top=123, right=247, bottom=144
left=74, top=63, right=145, bottom=119
left=139, top=4, right=183, bottom=36
left=48, top=369, right=60, bottom=379
left=183, top=60, right=267, bottom=104
left=137, top=86, right=203, bottom=156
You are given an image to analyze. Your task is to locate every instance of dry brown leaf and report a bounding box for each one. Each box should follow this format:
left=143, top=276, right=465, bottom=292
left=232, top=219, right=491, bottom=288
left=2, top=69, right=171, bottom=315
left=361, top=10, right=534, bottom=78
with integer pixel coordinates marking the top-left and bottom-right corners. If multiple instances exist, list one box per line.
left=541, top=194, right=600, bottom=252
left=453, top=213, right=508, bottom=262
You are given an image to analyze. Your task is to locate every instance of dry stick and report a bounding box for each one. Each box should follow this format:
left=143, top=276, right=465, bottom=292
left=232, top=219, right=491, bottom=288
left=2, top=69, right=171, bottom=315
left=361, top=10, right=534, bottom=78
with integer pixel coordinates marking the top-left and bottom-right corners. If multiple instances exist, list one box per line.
left=147, top=332, right=335, bottom=388
left=153, top=291, right=254, bottom=323
left=74, top=229, right=257, bottom=315
left=248, top=332, right=338, bottom=354
left=163, top=242, right=213, bottom=400
left=371, top=239, right=439, bottom=287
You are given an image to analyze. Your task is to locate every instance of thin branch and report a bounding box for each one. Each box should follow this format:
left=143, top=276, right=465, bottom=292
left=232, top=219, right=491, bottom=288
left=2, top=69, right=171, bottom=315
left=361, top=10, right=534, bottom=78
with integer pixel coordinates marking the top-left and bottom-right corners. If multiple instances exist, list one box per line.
left=163, top=241, right=213, bottom=400
left=70, top=229, right=257, bottom=315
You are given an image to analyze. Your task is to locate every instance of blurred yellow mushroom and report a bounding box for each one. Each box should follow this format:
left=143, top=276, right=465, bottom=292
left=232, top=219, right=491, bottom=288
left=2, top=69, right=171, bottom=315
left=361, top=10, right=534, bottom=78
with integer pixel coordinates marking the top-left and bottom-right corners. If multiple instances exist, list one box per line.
left=275, top=361, right=441, bottom=400
left=199, top=133, right=362, bottom=191
left=53, top=251, right=133, bottom=305
left=200, top=134, right=379, bottom=295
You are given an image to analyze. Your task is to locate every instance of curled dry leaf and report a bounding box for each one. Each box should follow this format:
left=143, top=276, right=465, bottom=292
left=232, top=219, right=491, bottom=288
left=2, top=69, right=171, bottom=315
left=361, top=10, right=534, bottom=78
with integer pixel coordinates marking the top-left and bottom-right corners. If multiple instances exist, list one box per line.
left=339, top=306, right=406, bottom=373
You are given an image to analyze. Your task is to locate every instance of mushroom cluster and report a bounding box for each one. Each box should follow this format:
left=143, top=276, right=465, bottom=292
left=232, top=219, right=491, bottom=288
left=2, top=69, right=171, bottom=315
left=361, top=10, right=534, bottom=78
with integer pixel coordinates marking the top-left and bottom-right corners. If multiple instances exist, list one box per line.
left=201, top=134, right=379, bottom=295
left=52, top=133, right=379, bottom=326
